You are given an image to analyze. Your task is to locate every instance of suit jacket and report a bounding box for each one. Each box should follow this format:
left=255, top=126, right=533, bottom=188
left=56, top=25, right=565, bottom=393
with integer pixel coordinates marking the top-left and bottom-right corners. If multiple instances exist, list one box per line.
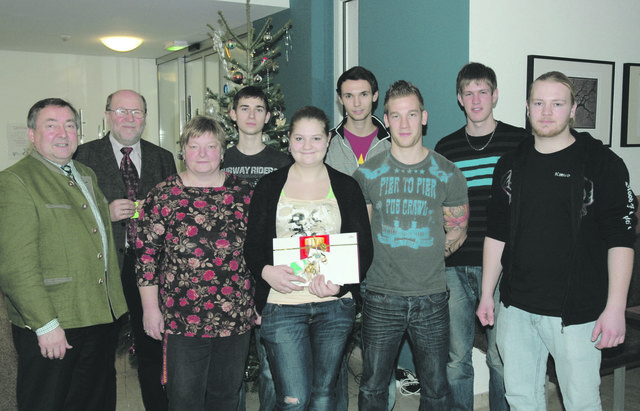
left=75, top=134, right=177, bottom=269
left=0, top=152, right=128, bottom=330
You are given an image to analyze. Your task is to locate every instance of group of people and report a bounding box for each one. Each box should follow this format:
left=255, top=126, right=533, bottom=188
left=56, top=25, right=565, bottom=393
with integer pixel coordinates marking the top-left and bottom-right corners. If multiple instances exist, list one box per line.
left=0, top=61, right=636, bottom=411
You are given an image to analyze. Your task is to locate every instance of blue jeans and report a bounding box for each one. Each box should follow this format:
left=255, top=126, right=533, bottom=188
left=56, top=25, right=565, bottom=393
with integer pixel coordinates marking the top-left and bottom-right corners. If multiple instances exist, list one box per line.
left=497, top=303, right=602, bottom=411
left=256, top=326, right=278, bottom=411
left=165, top=332, right=251, bottom=411
left=334, top=280, right=395, bottom=411
left=237, top=327, right=276, bottom=411
left=359, top=290, right=451, bottom=410
left=260, top=299, right=355, bottom=411
left=446, top=266, right=507, bottom=411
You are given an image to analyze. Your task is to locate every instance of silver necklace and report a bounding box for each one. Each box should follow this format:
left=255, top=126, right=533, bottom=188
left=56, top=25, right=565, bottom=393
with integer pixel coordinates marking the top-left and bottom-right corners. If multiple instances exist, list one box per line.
left=465, top=122, right=497, bottom=151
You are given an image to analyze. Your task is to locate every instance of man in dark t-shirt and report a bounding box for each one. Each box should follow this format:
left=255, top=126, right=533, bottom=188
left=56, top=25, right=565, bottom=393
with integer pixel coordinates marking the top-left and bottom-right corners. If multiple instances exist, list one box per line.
left=223, top=86, right=290, bottom=411
left=222, top=86, right=291, bottom=186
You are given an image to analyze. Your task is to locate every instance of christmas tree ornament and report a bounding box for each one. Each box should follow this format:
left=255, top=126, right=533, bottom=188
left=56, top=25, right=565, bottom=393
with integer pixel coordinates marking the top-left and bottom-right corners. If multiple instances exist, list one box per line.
left=205, top=102, right=217, bottom=117
left=231, top=71, right=244, bottom=84
left=226, top=39, right=236, bottom=50
left=285, top=27, right=292, bottom=62
left=263, top=31, right=272, bottom=43
left=253, top=74, right=262, bottom=83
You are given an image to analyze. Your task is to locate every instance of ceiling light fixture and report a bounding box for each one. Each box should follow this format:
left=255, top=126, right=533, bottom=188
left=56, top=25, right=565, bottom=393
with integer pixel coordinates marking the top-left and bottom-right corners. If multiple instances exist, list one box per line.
left=165, top=40, right=189, bottom=51
left=100, top=36, right=143, bottom=52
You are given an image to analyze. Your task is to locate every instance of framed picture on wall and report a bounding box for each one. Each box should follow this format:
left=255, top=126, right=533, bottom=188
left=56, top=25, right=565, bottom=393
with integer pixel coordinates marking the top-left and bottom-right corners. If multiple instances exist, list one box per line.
left=621, top=63, right=640, bottom=147
left=526, top=55, right=615, bottom=146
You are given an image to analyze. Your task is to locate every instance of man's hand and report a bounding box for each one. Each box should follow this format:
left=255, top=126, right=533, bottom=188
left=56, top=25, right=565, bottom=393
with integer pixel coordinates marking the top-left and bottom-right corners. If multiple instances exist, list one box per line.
left=592, top=306, right=626, bottom=349
left=476, top=295, right=495, bottom=326
left=109, top=199, right=138, bottom=222
left=38, top=326, right=72, bottom=360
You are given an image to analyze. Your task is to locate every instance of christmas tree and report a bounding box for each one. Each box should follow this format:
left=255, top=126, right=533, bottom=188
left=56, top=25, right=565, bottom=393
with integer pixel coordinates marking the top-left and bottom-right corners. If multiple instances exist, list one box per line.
left=206, top=0, right=292, bottom=151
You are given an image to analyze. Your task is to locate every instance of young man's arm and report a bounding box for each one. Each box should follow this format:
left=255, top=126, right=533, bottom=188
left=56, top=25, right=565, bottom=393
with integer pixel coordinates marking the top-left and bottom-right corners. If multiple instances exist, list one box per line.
left=590, top=156, right=636, bottom=348
left=477, top=236, right=505, bottom=326
left=591, top=246, right=634, bottom=349
left=443, top=203, right=469, bottom=257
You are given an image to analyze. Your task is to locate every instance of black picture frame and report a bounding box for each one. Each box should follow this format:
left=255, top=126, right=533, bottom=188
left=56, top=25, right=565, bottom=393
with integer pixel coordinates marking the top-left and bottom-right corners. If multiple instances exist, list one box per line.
left=621, top=63, right=640, bottom=147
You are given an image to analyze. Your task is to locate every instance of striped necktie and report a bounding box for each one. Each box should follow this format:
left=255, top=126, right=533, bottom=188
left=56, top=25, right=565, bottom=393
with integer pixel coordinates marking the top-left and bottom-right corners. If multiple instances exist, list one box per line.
left=120, top=147, right=140, bottom=246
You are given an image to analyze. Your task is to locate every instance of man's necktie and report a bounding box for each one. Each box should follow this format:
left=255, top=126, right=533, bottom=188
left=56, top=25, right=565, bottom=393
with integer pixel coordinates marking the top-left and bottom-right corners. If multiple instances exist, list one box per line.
left=60, top=164, right=74, bottom=180
left=120, top=147, right=140, bottom=246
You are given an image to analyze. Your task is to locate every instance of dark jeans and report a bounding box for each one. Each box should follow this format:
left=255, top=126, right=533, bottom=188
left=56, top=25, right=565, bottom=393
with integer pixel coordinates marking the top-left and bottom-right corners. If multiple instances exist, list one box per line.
left=12, top=322, right=116, bottom=411
left=446, top=266, right=507, bottom=411
left=256, top=326, right=278, bottom=411
left=260, top=299, right=355, bottom=411
left=335, top=279, right=396, bottom=411
left=359, top=290, right=451, bottom=411
left=122, top=249, right=168, bottom=411
left=165, top=332, right=251, bottom=411
left=236, top=326, right=277, bottom=411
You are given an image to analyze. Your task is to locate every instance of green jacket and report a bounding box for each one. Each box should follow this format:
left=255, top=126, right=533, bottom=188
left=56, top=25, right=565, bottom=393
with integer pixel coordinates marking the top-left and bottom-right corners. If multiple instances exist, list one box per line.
left=0, top=152, right=127, bottom=331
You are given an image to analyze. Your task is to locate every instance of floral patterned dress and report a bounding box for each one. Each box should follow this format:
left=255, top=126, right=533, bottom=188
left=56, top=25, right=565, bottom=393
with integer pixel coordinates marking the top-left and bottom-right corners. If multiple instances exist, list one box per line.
left=135, top=173, right=255, bottom=338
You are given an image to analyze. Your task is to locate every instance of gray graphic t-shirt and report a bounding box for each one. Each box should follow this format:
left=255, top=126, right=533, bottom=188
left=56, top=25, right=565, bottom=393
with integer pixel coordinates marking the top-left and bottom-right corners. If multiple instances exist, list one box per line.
left=354, top=150, right=467, bottom=296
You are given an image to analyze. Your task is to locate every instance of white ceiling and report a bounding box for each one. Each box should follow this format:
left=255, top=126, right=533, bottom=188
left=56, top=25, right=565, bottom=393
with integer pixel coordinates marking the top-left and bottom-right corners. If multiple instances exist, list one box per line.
left=0, top=0, right=289, bottom=59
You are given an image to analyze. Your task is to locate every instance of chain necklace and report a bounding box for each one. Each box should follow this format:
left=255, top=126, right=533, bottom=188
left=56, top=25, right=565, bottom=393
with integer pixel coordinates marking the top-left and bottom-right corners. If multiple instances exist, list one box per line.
left=465, top=121, right=498, bottom=151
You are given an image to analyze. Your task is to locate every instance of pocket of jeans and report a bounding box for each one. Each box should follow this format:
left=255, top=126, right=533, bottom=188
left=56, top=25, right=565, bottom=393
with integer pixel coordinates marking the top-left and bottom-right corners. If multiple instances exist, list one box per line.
left=337, top=297, right=355, bottom=312
left=427, top=290, right=449, bottom=305
left=364, top=290, right=387, bottom=305
left=260, top=303, right=279, bottom=320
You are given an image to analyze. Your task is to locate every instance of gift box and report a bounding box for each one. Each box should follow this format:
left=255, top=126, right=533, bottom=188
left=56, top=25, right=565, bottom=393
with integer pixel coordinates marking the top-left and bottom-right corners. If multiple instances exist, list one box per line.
left=272, top=232, right=360, bottom=285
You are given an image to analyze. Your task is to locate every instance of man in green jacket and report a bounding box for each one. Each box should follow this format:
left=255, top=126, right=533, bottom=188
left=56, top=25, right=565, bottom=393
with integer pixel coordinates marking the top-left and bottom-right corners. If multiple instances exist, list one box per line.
left=0, top=98, right=127, bottom=411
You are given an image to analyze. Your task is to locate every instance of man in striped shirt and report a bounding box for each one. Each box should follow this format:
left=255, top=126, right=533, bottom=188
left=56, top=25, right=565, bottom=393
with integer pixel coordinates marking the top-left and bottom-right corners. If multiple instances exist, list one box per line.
left=435, top=62, right=529, bottom=411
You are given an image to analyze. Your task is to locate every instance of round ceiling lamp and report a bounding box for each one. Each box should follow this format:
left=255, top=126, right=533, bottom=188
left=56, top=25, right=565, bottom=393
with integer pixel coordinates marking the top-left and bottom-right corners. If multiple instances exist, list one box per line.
left=100, top=36, right=143, bottom=52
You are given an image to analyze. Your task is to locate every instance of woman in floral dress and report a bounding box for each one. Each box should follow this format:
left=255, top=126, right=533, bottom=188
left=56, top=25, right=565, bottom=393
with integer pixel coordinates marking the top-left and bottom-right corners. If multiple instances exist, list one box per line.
left=136, top=116, right=254, bottom=411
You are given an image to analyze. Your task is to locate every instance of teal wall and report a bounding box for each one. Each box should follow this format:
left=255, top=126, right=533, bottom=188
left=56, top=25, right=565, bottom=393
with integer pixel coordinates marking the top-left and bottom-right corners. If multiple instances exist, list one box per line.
left=262, top=0, right=469, bottom=146
left=360, top=0, right=470, bottom=148
left=359, top=0, right=469, bottom=371
left=257, top=0, right=334, bottom=122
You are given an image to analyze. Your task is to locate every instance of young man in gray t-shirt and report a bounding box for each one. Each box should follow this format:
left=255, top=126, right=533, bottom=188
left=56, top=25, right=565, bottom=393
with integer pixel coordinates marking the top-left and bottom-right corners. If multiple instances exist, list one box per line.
left=354, top=80, right=468, bottom=410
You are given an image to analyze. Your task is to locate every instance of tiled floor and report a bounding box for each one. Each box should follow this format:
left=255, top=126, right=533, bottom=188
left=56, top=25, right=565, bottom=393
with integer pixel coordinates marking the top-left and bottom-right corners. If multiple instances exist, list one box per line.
left=116, top=347, right=640, bottom=410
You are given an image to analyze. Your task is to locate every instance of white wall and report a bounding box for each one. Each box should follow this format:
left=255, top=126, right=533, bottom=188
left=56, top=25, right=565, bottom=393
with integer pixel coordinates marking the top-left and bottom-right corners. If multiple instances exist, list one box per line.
left=0, top=50, right=157, bottom=170
left=468, top=0, right=640, bottom=397
left=470, top=0, right=640, bottom=192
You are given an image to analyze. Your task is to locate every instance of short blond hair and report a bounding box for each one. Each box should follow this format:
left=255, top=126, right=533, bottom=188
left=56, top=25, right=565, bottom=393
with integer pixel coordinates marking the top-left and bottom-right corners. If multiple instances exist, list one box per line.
left=179, top=116, right=226, bottom=154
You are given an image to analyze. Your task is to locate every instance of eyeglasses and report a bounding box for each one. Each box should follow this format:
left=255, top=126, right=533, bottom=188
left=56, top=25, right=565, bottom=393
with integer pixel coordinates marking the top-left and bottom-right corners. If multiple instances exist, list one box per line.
left=108, top=108, right=146, bottom=119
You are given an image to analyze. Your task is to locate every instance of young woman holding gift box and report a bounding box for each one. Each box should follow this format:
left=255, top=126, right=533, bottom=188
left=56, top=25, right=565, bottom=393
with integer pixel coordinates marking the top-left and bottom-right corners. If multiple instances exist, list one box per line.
left=245, top=106, right=373, bottom=411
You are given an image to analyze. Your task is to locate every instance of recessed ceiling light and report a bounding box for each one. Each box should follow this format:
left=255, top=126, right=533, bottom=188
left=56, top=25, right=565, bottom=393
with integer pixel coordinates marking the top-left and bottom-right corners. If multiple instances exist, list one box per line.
left=100, top=36, right=143, bottom=52
left=165, top=40, right=189, bottom=51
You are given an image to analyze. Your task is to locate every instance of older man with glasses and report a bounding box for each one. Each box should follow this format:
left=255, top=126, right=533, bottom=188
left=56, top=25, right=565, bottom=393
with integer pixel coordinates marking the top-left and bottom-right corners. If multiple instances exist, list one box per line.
left=75, top=89, right=177, bottom=411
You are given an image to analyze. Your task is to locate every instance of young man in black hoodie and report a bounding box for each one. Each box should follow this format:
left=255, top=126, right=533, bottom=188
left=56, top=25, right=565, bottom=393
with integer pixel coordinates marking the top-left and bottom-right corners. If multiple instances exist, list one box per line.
left=477, top=71, right=637, bottom=410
